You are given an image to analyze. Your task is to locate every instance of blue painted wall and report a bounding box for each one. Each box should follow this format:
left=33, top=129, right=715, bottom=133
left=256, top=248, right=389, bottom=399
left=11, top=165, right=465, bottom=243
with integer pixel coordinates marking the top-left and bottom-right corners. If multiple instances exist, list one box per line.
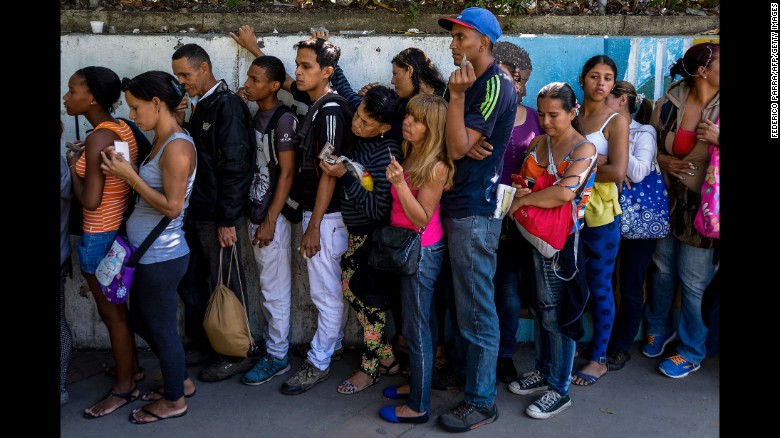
left=499, top=35, right=719, bottom=110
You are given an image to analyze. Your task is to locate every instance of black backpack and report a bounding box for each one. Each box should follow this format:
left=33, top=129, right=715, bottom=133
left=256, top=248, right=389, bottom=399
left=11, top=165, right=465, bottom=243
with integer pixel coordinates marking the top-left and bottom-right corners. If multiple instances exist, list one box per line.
left=247, top=104, right=297, bottom=225
left=281, top=93, right=355, bottom=223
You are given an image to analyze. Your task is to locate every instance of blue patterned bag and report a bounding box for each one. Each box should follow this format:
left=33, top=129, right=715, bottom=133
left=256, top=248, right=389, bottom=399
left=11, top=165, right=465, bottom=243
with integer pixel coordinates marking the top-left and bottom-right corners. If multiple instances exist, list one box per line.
left=618, top=163, right=670, bottom=240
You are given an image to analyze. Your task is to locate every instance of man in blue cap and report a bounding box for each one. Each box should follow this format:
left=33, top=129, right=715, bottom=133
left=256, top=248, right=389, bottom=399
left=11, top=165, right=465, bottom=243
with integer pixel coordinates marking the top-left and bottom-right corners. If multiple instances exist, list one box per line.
left=435, top=6, right=518, bottom=433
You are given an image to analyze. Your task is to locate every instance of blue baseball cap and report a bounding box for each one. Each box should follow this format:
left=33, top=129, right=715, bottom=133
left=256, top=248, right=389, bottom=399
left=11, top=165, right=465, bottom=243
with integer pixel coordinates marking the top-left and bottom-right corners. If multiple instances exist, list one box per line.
left=438, top=7, right=502, bottom=44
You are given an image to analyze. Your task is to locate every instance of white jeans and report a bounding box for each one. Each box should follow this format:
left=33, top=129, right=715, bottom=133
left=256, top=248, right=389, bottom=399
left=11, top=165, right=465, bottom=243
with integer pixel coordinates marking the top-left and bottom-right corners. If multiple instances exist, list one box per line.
left=247, top=216, right=292, bottom=360
left=302, top=210, right=348, bottom=370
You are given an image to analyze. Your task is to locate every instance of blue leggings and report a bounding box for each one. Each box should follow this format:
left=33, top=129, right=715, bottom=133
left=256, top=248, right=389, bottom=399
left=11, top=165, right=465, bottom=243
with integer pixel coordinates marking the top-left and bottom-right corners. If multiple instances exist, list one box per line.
left=129, top=254, right=190, bottom=401
left=581, top=219, right=621, bottom=363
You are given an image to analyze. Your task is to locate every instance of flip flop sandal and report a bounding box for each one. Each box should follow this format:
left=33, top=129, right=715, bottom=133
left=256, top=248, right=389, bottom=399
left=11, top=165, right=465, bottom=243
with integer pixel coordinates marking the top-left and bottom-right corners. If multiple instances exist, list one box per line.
left=141, top=385, right=197, bottom=401
left=83, top=385, right=139, bottom=419
left=571, top=370, right=602, bottom=386
left=129, top=406, right=188, bottom=424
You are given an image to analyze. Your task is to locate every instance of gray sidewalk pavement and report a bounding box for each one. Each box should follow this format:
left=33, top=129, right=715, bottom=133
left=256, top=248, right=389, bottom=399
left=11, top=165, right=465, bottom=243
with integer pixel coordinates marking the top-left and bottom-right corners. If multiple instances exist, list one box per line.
left=60, top=341, right=719, bottom=437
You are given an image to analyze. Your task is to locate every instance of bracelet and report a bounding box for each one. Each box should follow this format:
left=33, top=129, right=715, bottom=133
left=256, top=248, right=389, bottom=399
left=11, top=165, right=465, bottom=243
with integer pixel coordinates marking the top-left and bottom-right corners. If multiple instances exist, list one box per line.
left=131, top=178, right=142, bottom=190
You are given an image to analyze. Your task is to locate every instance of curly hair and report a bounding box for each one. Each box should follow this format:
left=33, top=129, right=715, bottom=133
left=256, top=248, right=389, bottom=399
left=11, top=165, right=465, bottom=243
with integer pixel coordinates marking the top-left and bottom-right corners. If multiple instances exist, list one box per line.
left=493, top=41, right=532, bottom=82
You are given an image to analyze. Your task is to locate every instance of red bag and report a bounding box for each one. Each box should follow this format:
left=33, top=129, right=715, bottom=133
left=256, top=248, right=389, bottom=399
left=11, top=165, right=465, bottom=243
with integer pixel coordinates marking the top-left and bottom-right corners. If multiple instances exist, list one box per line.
left=512, top=172, right=574, bottom=259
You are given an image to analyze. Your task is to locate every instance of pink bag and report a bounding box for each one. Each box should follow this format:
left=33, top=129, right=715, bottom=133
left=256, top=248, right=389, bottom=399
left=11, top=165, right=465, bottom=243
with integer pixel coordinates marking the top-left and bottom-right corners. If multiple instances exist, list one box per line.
left=694, top=118, right=719, bottom=239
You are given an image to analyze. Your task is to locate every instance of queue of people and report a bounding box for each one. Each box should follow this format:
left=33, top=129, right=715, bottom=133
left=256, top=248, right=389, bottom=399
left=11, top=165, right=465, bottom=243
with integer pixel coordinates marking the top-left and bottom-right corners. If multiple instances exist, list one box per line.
left=60, top=7, right=719, bottom=431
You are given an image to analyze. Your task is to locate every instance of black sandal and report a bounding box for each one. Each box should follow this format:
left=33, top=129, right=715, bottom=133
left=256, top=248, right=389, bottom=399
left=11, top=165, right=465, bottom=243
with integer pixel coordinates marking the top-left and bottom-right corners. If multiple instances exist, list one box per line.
left=83, top=385, right=139, bottom=419
left=377, top=359, right=400, bottom=376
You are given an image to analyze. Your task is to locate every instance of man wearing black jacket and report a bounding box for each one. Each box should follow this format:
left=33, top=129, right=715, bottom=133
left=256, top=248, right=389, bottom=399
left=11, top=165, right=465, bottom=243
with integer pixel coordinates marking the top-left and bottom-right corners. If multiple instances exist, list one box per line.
left=172, top=43, right=256, bottom=382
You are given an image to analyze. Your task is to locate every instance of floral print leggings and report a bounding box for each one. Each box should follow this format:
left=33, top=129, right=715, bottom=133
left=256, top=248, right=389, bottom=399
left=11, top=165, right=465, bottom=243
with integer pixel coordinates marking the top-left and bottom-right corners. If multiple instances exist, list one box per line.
left=342, top=234, right=394, bottom=376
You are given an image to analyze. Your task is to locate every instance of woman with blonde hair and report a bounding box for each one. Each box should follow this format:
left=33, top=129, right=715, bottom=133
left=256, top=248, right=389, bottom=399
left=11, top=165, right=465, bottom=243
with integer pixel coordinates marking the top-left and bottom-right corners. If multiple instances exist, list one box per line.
left=379, top=94, right=454, bottom=424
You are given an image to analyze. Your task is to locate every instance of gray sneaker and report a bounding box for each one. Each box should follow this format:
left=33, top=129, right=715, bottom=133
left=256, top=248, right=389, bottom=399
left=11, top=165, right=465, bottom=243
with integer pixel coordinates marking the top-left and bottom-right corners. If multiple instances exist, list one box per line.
left=508, top=370, right=548, bottom=395
left=280, top=359, right=330, bottom=395
left=438, top=401, right=498, bottom=432
left=198, top=355, right=257, bottom=383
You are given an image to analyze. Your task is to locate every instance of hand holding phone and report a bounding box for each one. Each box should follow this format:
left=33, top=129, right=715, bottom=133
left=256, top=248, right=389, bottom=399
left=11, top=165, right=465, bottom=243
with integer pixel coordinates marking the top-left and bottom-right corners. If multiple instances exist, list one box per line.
left=511, top=173, right=528, bottom=189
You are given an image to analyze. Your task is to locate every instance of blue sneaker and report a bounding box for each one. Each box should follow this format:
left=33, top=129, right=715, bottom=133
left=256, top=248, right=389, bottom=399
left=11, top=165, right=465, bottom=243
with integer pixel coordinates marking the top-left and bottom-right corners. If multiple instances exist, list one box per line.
left=242, top=354, right=290, bottom=386
left=641, top=332, right=676, bottom=358
left=658, top=355, right=700, bottom=378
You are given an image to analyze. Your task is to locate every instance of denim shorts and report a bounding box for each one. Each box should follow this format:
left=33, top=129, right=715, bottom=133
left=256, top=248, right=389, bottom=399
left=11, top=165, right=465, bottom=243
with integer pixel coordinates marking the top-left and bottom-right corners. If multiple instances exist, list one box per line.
left=77, top=231, right=118, bottom=274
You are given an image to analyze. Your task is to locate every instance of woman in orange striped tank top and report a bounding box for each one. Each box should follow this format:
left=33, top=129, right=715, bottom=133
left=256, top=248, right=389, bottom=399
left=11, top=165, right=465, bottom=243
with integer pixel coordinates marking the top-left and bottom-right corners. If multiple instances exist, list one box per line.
left=64, top=66, right=143, bottom=418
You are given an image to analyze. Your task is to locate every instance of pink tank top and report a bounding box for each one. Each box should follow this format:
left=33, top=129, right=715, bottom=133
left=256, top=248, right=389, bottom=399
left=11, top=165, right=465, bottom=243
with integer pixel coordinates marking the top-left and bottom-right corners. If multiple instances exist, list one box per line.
left=389, top=176, right=444, bottom=247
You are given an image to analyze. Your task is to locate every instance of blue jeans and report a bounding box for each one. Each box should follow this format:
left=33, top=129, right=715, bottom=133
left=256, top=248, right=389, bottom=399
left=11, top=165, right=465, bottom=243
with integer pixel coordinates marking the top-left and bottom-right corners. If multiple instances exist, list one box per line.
left=442, top=216, right=501, bottom=408
left=611, top=238, right=657, bottom=352
left=645, top=235, right=718, bottom=364
left=401, top=239, right=445, bottom=414
left=493, top=224, right=533, bottom=359
left=77, top=230, right=118, bottom=274
left=494, top=261, right=521, bottom=359
left=531, top=247, right=577, bottom=397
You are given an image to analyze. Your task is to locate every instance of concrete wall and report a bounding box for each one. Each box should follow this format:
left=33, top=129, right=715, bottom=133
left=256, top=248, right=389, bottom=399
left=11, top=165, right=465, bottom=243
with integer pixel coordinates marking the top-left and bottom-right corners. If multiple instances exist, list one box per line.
left=61, top=31, right=716, bottom=349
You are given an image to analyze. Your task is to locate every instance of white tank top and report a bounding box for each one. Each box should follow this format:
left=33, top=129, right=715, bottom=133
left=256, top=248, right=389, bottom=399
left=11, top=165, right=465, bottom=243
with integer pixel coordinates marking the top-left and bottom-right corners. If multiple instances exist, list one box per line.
left=585, top=112, right=620, bottom=155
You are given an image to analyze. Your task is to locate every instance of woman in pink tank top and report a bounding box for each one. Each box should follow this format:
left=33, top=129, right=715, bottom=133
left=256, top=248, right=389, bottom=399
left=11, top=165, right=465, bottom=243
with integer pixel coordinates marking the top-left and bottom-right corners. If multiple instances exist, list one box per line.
left=379, top=95, right=454, bottom=425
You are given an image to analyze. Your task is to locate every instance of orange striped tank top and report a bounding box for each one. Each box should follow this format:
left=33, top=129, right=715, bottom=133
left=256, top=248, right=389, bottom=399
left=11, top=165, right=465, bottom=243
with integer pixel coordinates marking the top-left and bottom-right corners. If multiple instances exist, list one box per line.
left=74, top=120, right=139, bottom=234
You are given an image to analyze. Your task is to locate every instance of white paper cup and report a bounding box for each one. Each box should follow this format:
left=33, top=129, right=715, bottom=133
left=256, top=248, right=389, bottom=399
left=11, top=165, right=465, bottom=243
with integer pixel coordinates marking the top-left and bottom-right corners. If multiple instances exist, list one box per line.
left=90, top=21, right=104, bottom=34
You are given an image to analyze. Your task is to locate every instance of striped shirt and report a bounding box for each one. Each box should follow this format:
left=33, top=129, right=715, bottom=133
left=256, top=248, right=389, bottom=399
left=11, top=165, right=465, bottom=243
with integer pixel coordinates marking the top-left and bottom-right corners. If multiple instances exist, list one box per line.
left=340, top=136, right=403, bottom=233
left=74, top=120, right=139, bottom=233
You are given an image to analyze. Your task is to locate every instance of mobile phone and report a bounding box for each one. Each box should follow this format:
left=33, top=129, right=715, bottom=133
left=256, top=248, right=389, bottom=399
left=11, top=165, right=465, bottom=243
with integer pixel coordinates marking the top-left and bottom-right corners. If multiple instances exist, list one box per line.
left=461, top=54, right=468, bottom=69
left=511, top=173, right=528, bottom=189
left=113, top=141, right=130, bottom=159
left=388, top=146, right=394, bottom=162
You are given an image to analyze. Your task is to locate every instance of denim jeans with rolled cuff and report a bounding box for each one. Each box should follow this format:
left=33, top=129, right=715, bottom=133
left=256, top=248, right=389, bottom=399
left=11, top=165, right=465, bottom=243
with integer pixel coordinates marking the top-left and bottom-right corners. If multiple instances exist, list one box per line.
left=530, top=246, right=577, bottom=397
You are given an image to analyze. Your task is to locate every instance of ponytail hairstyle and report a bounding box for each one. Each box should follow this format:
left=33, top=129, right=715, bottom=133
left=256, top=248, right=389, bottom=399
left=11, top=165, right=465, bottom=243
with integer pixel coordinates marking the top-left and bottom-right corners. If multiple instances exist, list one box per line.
left=610, top=80, right=653, bottom=125
left=121, top=70, right=185, bottom=114
left=537, top=81, right=583, bottom=135
left=669, top=41, right=720, bottom=86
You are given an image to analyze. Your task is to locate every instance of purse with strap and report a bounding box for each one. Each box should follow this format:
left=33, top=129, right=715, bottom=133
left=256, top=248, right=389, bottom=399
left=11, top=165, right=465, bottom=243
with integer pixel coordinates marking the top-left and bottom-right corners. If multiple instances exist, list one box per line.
left=513, top=136, right=586, bottom=280
left=618, top=159, right=670, bottom=240
left=95, top=216, right=171, bottom=304
left=368, top=224, right=424, bottom=276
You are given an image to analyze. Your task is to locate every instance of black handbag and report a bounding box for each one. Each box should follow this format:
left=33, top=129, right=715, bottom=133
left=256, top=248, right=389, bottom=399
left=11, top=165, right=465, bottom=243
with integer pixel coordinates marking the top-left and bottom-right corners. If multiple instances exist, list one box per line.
left=368, top=225, right=424, bottom=276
